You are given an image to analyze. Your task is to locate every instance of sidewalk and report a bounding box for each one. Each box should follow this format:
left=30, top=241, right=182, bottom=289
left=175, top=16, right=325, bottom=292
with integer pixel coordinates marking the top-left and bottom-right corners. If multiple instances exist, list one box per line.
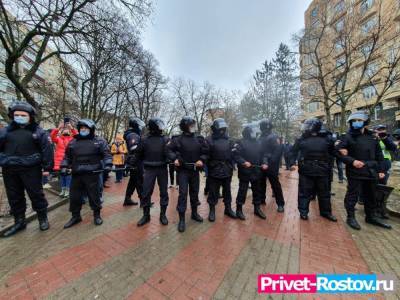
left=0, top=170, right=398, bottom=299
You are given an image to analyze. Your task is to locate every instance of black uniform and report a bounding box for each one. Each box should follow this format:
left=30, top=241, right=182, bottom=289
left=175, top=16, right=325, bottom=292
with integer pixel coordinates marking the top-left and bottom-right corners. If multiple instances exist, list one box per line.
left=137, top=134, right=170, bottom=209
left=291, top=133, right=336, bottom=218
left=123, top=129, right=143, bottom=203
left=62, top=134, right=112, bottom=216
left=259, top=132, right=285, bottom=208
left=336, top=129, right=384, bottom=218
left=206, top=133, right=234, bottom=208
left=233, top=137, right=263, bottom=206
left=0, top=122, right=53, bottom=218
left=167, top=133, right=208, bottom=213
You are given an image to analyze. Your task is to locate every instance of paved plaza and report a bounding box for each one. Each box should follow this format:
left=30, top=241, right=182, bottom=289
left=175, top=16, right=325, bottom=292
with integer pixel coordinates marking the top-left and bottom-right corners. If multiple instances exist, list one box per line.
left=0, top=170, right=399, bottom=300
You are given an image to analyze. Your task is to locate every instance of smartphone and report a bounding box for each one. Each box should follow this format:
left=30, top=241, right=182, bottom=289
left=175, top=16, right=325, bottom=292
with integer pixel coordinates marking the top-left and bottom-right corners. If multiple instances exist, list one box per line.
left=64, top=117, right=70, bottom=124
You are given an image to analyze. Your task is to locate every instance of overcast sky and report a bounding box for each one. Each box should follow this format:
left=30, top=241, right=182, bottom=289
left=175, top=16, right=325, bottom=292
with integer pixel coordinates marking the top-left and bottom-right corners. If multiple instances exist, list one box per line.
left=142, top=0, right=311, bottom=91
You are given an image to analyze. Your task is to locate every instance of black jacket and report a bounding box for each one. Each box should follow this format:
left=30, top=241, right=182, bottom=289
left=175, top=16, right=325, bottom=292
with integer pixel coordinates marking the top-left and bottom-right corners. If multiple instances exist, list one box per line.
left=124, top=129, right=142, bottom=167
left=137, top=134, right=170, bottom=167
left=336, top=129, right=384, bottom=180
left=0, top=121, right=53, bottom=171
left=61, top=135, right=112, bottom=174
left=259, top=132, right=282, bottom=176
left=233, top=137, right=262, bottom=181
left=167, top=133, right=209, bottom=170
left=291, top=134, right=335, bottom=177
left=206, top=133, right=234, bottom=179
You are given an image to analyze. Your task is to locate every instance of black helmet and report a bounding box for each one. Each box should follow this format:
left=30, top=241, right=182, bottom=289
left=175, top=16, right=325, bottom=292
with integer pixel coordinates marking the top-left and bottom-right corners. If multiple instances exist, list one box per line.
left=8, top=101, right=36, bottom=119
left=393, top=128, right=400, bottom=140
left=347, top=111, right=369, bottom=123
left=77, top=119, right=96, bottom=131
left=179, top=116, right=196, bottom=133
left=259, top=119, right=273, bottom=134
left=148, top=117, right=165, bottom=134
left=129, top=117, right=145, bottom=133
left=373, top=124, right=387, bottom=131
left=211, top=118, right=228, bottom=134
left=302, top=118, right=322, bottom=134
left=242, top=125, right=257, bottom=139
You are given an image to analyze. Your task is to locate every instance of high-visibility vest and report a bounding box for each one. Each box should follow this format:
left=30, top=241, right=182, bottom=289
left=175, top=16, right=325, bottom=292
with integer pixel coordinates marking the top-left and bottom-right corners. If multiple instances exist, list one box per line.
left=379, top=140, right=392, bottom=160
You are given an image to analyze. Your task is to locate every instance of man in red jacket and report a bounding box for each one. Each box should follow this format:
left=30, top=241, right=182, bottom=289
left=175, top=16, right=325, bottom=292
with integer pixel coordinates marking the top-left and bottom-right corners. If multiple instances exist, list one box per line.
left=50, top=121, right=77, bottom=198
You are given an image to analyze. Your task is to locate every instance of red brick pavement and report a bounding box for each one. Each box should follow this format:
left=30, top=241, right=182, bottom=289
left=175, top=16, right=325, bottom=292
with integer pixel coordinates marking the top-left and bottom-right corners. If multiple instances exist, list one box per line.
left=0, top=170, right=381, bottom=299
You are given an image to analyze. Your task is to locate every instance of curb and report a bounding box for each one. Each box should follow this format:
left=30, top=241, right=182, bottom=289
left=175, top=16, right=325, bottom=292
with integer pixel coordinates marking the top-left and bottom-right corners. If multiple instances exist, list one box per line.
left=0, top=188, right=68, bottom=236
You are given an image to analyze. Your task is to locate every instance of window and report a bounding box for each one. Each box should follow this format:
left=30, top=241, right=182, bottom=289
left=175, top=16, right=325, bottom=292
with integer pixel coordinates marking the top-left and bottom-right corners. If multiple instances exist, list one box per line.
left=361, top=17, right=377, bottom=34
left=307, top=102, right=320, bottom=113
left=362, top=85, right=377, bottom=99
left=373, top=103, right=382, bottom=120
left=333, top=113, right=341, bottom=127
left=388, top=46, right=400, bottom=64
left=335, top=40, right=344, bottom=52
left=336, top=77, right=345, bottom=89
left=311, top=7, right=318, bottom=19
left=365, top=62, right=378, bottom=78
left=307, top=83, right=318, bottom=96
left=336, top=56, right=346, bottom=68
left=335, top=1, right=345, bottom=14
left=361, top=42, right=373, bottom=57
left=360, top=0, right=374, bottom=15
left=336, top=18, right=345, bottom=31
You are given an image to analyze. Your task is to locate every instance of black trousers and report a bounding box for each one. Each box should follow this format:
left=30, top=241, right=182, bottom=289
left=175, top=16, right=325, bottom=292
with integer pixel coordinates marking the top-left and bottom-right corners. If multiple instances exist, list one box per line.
left=260, top=173, right=285, bottom=207
left=298, top=174, right=332, bottom=216
left=141, top=166, right=169, bottom=208
left=207, top=176, right=232, bottom=206
left=284, top=155, right=291, bottom=170
left=125, top=168, right=143, bottom=200
left=3, top=166, right=48, bottom=216
left=236, top=178, right=261, bottom=206
left=345, top=178, right=377, bottom=217
left=70, top=173, right=102, bottom=215
left=169, top=164, right=175, bottom=186
left=176, top=169, right=200, bottom=213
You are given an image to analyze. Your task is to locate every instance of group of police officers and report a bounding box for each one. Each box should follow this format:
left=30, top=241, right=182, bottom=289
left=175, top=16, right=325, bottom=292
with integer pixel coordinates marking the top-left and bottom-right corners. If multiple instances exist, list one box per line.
left=0, top=101, right=395, bottom=237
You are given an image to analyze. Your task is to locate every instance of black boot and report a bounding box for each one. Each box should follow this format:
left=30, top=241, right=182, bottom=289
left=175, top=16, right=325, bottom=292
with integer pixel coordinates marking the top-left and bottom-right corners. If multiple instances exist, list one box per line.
left=137, top=207, right=151, bottom=227
left=178, top=212, right=186, bottom=232
left=365, top=215, right=392, bottom=229
left=64, top=213, right=82, bottom=229
left=277, top=205, right=284, bottom=213
left=224, top=205, right=236, bottom=219
left=320, top=213, right=337, bottom=222
left=254, top=205, right=266, bottom=220
left=208, top=205, right=216, bottom=222
left=260, top=200, right=266, bottom=206
left=2, top=215, right=26, bottom=237
left=94, top=210, right=103, bottom=226
left=37, top=211, right=50, bottom=231
left=300, top=214, right=308, bottom=220
left=346, top=215, right=361, bottom=230
left=160, top=206, right=168, bottom=225
left=236, top=205, right=245, bottom=220
left=191, top=206, right=203, bottom=222
left=123, top=198, right=138, bottom=206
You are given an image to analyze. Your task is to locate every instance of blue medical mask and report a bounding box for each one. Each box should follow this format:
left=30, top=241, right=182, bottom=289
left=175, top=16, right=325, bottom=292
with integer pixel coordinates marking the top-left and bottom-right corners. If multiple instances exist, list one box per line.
left=352, top=121, right=364, bottom=129
left=80, top=129, right=90, bottom=137
left=14, top=116, right=30, bottom=125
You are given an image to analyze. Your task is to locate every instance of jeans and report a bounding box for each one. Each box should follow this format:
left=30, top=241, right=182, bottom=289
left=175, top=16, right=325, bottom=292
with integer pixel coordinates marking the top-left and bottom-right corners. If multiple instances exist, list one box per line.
left=60, top=174, right=72, bottom=188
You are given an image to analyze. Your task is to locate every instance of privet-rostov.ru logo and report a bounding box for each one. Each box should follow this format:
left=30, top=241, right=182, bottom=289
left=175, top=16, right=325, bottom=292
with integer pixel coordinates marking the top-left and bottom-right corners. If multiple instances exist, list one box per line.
left=258, top=274, right=395, bottom=294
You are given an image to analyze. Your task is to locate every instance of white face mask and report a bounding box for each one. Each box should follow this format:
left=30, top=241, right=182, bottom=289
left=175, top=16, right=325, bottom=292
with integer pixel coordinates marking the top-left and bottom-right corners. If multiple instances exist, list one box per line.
left=189, top=126, right=197, bottom=133
left=250, top=131, right=257, bottom=139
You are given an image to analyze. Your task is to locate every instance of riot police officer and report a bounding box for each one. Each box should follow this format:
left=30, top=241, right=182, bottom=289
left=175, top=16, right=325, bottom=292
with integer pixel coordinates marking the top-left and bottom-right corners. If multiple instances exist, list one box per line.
left=290, top=118, right=337, bottom=221
left=233, top=125, right=266, bottom=220
left=336, top=111, right=391, bottom=230
left=136, top=118, right=170, bottom=227
left=206, top=118, right=236, bottom=222
left=259, top=119, right=285, bottom=212
left=167, top=117, right=209, bottom=232
left=0, top=102, right=53, bottom=237
left=62, top=119, right=112, bottom=228
left=123, top=117, right=145, bottom=206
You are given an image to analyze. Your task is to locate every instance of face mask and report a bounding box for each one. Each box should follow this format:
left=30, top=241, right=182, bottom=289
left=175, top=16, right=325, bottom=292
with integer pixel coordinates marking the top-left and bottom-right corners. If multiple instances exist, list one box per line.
left=250, top=131, right=257, bottom=139
left=378, top=132, right=387, bottom=138
left=14, top=116, right=29, bottom=125
left=80, top=130, right=90, bottom=137
left=189, top=126, right=196, bottom=133
left=352, top=121, right=364, bottom=130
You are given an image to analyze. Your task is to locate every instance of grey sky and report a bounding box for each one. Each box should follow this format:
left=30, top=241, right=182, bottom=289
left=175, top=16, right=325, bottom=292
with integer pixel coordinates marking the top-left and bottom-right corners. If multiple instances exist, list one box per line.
left=142, top=0, right=311, bottom=91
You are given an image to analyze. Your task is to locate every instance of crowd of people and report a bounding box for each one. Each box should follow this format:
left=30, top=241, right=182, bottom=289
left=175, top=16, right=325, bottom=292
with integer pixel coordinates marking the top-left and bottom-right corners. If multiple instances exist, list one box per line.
left=0, top=101, right=399, bottom=237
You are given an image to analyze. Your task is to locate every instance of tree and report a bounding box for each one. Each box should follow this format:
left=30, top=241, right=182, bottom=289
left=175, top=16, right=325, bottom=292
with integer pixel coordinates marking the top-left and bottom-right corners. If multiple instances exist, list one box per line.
left=298, top=0, right=400, bottom=131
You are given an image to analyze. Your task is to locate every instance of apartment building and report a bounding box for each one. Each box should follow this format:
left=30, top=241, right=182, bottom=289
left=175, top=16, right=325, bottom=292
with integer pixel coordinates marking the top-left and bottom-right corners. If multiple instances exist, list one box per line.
left=300, top=0, right=400, bottom=131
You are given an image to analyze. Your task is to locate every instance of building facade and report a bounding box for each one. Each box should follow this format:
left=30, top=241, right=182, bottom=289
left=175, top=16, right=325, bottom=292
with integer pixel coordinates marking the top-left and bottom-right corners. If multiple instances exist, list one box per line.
left=300, top=0, right=400, bottom=131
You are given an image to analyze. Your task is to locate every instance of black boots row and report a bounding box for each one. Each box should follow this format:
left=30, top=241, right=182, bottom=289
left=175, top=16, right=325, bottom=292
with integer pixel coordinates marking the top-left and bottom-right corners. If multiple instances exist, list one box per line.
left=235, top=204, right=266, bottom=220
left=2, top=211, right=49, bottom=238
left=346, top=213, right=392, bottom=230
